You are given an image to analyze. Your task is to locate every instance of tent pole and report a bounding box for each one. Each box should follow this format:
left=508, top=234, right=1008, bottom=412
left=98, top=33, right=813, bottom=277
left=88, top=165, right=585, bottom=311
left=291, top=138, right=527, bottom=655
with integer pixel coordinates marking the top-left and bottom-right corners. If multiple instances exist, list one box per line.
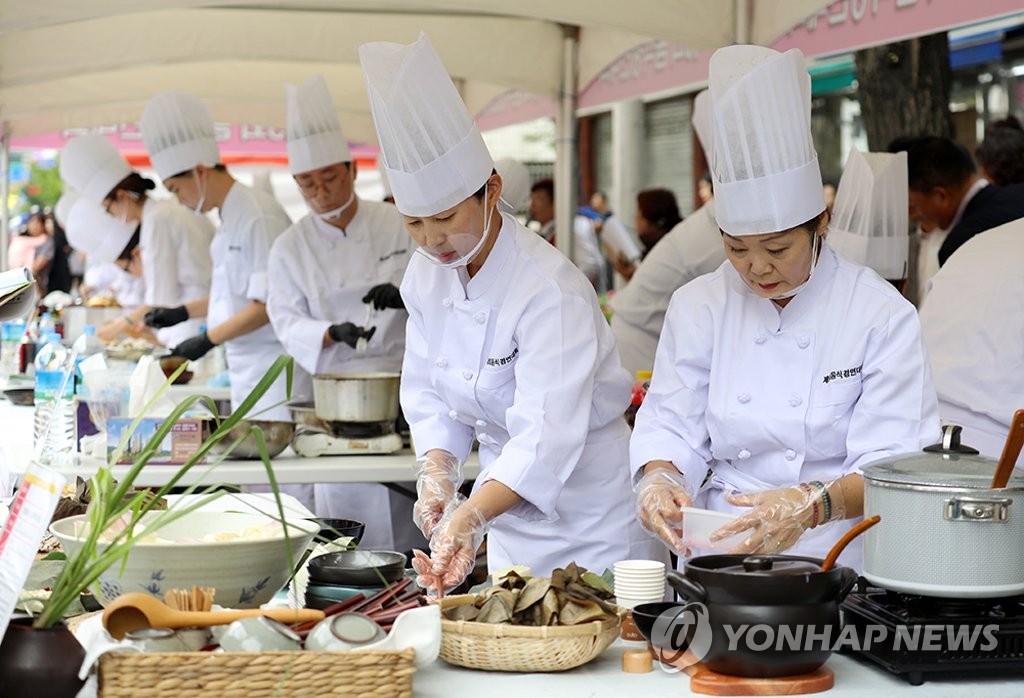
left=555, top=24, right=579, bottom=264
left=734, top=0, right=751, bottom=44
left=0, top=125, right=10, bottom=273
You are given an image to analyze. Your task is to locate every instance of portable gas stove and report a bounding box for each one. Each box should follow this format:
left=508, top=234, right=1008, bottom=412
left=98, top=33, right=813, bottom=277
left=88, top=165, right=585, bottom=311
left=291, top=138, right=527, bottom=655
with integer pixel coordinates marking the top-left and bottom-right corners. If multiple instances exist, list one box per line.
left=289, top=403, right=403, bottom=456
left=841, top=577, right=1024, bottom=685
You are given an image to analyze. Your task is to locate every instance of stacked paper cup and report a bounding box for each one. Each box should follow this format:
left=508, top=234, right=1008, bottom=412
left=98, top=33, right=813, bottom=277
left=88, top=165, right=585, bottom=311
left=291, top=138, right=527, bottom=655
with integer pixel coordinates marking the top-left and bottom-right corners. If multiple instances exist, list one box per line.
left=613, top=559, right=667, bottom=608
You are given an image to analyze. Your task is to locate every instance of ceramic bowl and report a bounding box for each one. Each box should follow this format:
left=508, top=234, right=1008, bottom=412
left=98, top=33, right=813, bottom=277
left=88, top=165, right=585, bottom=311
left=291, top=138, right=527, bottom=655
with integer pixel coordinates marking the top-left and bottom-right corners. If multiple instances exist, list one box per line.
left=305, top=581, right=383, bottom=603
left=307, top=550, right=406, bottom=586
left=49, top=511, right=318, bottom=608
left=305, top=613, right=384, bottom=652
left=219, top=616, right=302, bottom=652
left=158, top=355, right=193, bottom=385
left=4, top=388, right=34, bottom=406
left=309, top=518, right=365, bottom=546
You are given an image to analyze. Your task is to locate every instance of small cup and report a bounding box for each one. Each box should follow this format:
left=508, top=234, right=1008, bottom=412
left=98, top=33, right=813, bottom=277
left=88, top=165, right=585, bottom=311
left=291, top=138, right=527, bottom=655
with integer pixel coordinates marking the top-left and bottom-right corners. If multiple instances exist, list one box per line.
left=218, top=617, right=302, bottom=652
left=125, top=628, right=193, bottom=653
left=305, top=612, right=385, bottom=652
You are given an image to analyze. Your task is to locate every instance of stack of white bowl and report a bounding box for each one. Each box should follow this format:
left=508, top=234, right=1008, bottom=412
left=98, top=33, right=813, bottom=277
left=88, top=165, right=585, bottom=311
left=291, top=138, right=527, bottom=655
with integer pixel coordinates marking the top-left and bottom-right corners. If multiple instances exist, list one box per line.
left=613, top=559, right=666, bottom=609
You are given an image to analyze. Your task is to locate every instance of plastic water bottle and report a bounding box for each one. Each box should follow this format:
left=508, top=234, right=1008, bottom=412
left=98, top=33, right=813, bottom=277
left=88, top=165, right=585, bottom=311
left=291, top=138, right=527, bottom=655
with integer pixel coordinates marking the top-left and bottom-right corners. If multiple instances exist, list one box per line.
left=37, top=312, right=57, bottom=338
left=72, top=325, right=104, bottom=393
left=1, top=321, right=26, bottom=382
left=33, top=333, right=76, bottom=466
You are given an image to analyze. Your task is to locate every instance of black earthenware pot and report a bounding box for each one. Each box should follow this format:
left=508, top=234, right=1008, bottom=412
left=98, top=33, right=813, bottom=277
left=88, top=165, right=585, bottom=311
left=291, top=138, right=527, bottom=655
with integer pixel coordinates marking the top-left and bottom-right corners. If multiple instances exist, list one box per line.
left=666, top=554, right=859, bottom=678
left=0, top=616, right=87, bottom=698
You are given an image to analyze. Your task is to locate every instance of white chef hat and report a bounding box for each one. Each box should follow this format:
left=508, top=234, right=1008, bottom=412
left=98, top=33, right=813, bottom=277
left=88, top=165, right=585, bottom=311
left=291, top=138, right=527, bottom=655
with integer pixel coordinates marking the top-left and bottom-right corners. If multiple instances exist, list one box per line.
left=140, top=90, right=220, bottom=181
left=691, top=89, right=712, bottom=157
left=359, top=32, right=494, bottom=217
left=709, top=46, right=824, bottom=236
left=54, top=190, right=79, bottom=229
left=494, top=158, right=531, bottom=213
left=376, top=157, right=393, bottom=199
left=65, top=197, right=136, bottom=264
left=286, top=74, right=351, bottom=175
left=59, top=135, right=132, bottom=205
left=829, top=149, right=909, bottom=280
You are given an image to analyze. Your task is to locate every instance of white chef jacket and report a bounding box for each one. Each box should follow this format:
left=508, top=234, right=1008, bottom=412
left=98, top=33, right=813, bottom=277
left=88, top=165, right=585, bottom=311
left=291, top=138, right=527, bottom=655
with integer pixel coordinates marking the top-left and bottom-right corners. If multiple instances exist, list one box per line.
left=920, top=219, right=1024, bottom=462
left=84, top=261, right=145, bottom=310
left=539, top=216, right=607, bottom=292
left=266, top=199, right=419, bottom=551
left=611, top=201, right=726, bottom=377
left=139, top=198, right=214, bottom=347
left=630, top=242, right=940, bottom=570
left=211, top=183, right=293, bottom=420
left=401, top=213, right=660, bottom=577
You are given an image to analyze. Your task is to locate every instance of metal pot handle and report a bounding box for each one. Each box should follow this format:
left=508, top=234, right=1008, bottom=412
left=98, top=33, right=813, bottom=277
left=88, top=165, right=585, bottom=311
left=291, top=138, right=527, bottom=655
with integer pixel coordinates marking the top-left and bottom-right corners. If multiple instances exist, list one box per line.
left=666, top=570, right=706, bottom=603
left=836, top=567, right=859, bottom=602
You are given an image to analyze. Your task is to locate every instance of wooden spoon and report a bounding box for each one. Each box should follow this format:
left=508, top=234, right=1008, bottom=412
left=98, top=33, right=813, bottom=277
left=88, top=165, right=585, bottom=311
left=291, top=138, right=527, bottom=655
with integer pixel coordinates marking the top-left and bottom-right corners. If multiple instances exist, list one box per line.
left=820, top=515, right=881, bottom=572
left=991, top=410, right=1024, bottom=489
left=102, top=592, right=324, bottom=639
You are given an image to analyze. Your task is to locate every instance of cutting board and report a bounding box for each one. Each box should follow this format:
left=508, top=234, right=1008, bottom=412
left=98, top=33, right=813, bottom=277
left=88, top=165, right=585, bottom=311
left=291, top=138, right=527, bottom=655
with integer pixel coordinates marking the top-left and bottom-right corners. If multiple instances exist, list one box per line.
left=650, top=646, right=834, bottom=695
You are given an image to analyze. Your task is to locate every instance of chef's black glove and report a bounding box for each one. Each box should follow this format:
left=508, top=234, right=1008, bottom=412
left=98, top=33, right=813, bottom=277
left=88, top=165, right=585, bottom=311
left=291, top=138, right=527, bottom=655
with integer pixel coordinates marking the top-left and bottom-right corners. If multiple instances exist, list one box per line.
left=361, top=283, right=405, bottom=310
left=170, top=331, right=215, bottom=361
left=144, top=305, right=189, bottom=329
left=328, top=322, right=376, bottom=349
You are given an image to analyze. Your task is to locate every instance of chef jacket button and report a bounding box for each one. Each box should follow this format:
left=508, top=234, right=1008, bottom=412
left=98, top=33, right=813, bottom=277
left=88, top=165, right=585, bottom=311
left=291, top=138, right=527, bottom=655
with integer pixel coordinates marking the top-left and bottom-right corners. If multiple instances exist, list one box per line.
left=435, top=357, right=448, bottom=369
left=737, top=393, right=751, bottom=404
left=463, top=370, right=474, bottom=381
left=785, top=449, right=797, bottom=461
left=475, top=419, right=487, bottom=427
left=788, top=395, right=802, bottom=407
left=738, top=449, right=751, bottom=460
left=474, top=311, right=487, bottom=324
left=447, top=410, right=459, bottom=420
left=754, top=334, right=767, bottom=344
left=797, top=337, right=810, bottom=349
left=442, top=298, right=453, bottom=309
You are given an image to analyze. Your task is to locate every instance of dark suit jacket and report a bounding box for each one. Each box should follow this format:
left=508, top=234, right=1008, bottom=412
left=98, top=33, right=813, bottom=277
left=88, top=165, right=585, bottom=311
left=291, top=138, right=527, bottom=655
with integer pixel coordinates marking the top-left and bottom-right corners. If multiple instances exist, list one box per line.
left=939, top=182, right=1024, bottom=266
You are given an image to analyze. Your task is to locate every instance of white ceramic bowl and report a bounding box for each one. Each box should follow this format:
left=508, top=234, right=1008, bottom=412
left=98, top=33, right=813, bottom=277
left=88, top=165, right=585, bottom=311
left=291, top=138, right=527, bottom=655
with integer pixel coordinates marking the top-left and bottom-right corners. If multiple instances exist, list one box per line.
left=681, top=506, right=748, bottom=552
left=50, top=511, right=318, bottom=608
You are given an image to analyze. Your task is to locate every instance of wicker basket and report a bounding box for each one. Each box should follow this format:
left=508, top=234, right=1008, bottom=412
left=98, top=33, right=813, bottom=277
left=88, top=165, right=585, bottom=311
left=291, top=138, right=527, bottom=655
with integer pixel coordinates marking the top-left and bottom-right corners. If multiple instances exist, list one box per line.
left=437, top=594, right=622, bottom=672
left=98, top=648, right=415, bottom=697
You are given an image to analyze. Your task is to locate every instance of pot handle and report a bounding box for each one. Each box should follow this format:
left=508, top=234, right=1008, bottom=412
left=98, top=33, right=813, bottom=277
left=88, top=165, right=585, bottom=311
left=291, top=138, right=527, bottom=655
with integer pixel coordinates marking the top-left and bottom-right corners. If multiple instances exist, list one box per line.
left=836, top=567, right=859, bottom=602
left=666, top=570, right=707, bottom=603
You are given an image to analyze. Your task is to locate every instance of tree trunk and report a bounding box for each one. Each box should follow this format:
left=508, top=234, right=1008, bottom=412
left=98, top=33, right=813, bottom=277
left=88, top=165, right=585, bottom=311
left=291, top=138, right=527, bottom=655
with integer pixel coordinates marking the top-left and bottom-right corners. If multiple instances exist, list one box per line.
left=854, top=33, right=954, bottom=150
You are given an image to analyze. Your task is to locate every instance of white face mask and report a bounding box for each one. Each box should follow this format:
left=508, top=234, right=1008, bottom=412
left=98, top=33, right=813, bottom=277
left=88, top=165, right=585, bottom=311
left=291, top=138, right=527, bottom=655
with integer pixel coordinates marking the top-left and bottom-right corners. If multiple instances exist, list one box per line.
left=191, top=170, right=206, bottom=215
left=769, top=233, right=821, bottom=301
left=314, top=187, right=355, bottom=222
left=415, top=188, right=495, bottom=269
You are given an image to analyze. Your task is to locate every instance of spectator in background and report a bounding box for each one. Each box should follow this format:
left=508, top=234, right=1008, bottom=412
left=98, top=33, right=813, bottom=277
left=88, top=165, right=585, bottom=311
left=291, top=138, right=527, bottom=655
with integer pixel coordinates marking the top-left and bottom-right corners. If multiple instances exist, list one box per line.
left=975, top=116, right=1024, bottom=187
left=46, top=211, right=73, bottom=294
left=528, top=178, right=606, bottom=291
left=902, top=136, right=1024, bottom=266
left=697, top=172, right=714, bottom=205
left=822, top=181, right=837, bottom=214
left=8, top=208, right=54, bottom=293
left=606, top=188, right=682, bottom=282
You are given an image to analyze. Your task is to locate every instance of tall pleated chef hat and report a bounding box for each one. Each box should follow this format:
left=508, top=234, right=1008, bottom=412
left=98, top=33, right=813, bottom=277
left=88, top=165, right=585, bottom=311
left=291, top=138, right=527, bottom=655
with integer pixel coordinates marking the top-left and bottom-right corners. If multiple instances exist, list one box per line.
left=65, top=197, right=136, bottom=264
left=140, top=90, right=220, bottom=181
left=59, top=135, right=131, bottom=205
left=709, top=46, right=824, bottom=236
left=54, top=190, right=79, bottom=229
left=359, top=32, right=494, bottom=217
left=494, top=158, right=531, bottom=213
left=829, top=149, right=909, bottom=280
left=286, top=74, right=351, bottom=175
left=691, top=89, right=712, bottom=157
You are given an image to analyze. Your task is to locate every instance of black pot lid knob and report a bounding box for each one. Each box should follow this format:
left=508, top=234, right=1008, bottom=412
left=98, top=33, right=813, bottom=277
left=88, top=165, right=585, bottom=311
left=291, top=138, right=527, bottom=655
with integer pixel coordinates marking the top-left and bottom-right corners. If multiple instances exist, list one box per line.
left=924, top=424, right=980, bottom=455
left=742, top=555, right=775, bottom=572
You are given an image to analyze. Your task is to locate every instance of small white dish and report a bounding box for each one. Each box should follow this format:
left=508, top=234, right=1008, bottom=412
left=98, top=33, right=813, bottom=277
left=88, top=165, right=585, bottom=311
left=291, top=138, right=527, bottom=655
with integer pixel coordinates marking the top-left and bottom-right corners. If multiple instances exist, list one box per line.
left=218, top=616, right=301, bottom=652
left=681, top=506, right=748, bottom=551
left=305, top=612, right=384, bottom=652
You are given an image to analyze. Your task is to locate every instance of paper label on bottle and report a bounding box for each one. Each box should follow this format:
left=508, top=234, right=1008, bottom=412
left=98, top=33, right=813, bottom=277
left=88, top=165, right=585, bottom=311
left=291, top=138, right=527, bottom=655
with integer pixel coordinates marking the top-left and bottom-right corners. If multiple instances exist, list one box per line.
left=0, top=461, right=65, bottom=639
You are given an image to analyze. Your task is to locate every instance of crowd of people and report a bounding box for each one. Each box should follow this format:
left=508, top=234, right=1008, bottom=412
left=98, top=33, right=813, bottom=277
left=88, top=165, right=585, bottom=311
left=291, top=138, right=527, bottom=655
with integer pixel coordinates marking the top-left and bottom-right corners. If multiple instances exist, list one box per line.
left=11, top=33, right=1022, bottom=594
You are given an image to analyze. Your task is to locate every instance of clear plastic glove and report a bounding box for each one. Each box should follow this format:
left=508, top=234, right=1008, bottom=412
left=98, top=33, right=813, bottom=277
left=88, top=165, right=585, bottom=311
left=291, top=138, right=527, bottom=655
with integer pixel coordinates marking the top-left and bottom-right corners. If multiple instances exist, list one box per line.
left=412, top=450, right=462, bottom=539
left=328, top=322, right=376, bottom=348
left=711, top=480, right=847, bottom=554
left=412, top=497, right=488, bottom=597
left=635, top=466, right=696, bottom=554
left=144, top=305, right=189, bottom=329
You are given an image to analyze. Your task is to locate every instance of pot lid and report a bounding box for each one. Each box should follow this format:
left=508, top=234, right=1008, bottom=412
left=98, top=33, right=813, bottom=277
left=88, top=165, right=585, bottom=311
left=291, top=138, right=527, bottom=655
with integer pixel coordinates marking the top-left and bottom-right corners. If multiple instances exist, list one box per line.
left=715, top=556, right=822, bottom=575
left=862, top=425, right=1024, bottom=488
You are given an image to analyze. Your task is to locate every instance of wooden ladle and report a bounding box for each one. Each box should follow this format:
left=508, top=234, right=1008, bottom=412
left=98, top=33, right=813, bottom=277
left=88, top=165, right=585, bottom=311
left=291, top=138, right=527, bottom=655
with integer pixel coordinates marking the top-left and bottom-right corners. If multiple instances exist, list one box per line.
left=820, top=515, right=881, bottom=572
left=991, top=410, right=1024, bottom=489
left=102, top=592, right=324, bottom=640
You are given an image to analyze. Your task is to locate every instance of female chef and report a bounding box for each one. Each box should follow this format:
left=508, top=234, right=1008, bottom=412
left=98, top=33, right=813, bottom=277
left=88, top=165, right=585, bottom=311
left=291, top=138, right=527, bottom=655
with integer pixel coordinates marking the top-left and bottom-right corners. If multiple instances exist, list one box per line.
left=631, top=46, right=940, bottom=569
left=59, top=134, right=213, bottom=347
left=360, top=33, right=657, bottom=593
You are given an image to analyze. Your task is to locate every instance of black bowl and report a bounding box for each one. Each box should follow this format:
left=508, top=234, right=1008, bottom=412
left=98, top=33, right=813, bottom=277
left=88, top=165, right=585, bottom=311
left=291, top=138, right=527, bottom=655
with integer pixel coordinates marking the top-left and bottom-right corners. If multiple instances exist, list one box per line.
left=307, top=550, right=405, bottom=586
left=4, top=388, right=34, bottom=406
left=308, top=518, right=365, bottom=546
left=631, top=602, right=688, bottom=649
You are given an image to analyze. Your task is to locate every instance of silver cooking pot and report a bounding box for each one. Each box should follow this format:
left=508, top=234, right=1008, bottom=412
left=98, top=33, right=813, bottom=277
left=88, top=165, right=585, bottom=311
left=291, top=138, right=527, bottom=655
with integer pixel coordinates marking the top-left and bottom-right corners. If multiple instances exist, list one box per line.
left=862, top=425, right=1024, bottom=598
left=311, top=372, right=400, bottom=423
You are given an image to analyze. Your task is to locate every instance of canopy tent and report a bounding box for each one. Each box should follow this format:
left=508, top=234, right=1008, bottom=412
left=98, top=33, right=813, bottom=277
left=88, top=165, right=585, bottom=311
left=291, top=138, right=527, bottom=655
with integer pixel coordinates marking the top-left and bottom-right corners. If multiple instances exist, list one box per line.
left=0, top=0, right=833, bottom=268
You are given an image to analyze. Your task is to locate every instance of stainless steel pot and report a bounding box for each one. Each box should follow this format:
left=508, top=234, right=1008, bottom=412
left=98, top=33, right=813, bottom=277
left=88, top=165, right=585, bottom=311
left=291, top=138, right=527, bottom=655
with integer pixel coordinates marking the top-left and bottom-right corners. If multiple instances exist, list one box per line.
left=862, top=425, right=1024, bottom=598
left=311, top=372, right=400, bottom=423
